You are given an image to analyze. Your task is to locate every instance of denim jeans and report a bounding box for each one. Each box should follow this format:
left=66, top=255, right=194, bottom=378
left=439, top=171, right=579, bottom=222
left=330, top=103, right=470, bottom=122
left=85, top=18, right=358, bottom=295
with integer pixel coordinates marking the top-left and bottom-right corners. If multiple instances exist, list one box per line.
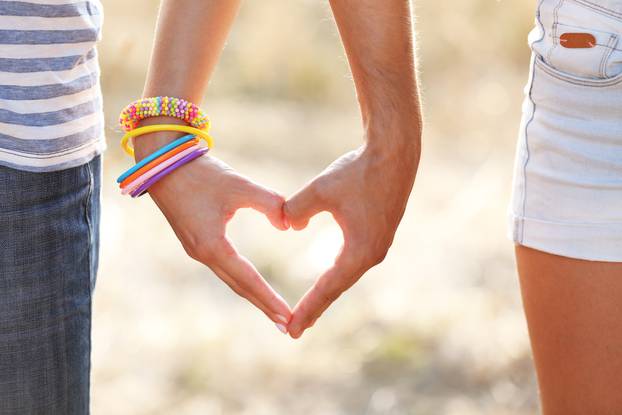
left=0, top=156, right=101, bottom=414
left=508, top=0, right=622, bottom=261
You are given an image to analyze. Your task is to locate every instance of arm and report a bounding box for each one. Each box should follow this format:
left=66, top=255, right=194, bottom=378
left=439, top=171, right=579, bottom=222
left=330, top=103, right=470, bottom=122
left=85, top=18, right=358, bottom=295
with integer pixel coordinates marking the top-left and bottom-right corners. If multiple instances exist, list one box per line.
left=284, top=0, right=421, bottom=338
left=133, top=0, right=292, bottom=330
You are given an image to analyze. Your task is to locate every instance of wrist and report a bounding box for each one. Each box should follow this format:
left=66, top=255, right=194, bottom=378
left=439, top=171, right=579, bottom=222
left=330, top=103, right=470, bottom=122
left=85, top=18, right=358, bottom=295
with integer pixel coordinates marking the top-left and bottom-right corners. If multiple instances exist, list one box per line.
left=363, top=108, right=422, bottom=158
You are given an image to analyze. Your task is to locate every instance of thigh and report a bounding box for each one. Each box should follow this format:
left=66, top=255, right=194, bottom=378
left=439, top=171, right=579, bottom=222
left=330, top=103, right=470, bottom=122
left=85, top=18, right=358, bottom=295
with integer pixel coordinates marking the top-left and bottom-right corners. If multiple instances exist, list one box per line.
left=0, top=157, right=101, bottom=415
left=516, top=244, right=622, bottom=415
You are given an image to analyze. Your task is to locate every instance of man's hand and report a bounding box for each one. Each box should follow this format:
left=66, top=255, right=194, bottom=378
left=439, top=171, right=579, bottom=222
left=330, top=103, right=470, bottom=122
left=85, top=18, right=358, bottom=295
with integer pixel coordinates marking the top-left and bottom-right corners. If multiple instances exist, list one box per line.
left=134, top=131, right=292, bottom=331
left=284, top=128, right=420, bottom=338
left=282, top=0, right=422, bottom=338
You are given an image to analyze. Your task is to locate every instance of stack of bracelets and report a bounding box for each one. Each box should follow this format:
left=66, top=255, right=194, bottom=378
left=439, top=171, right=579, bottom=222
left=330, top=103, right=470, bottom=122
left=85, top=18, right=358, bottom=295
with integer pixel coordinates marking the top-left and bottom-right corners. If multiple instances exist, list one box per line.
left=116, top=97, right=214, bottom=198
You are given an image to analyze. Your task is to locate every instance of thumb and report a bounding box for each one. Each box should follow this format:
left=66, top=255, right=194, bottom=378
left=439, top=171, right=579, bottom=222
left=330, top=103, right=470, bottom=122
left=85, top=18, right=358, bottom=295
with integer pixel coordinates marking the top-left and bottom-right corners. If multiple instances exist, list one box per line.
left=243, top=182, right=288, bottom=230
left=284, top=181, right=325, bottom=230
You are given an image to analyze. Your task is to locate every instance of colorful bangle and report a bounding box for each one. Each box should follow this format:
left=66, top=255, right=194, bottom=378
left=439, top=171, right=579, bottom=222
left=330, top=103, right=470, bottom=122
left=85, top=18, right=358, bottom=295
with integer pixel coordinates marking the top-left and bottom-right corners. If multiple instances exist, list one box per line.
left=116, top=134, right=196, bottom=183
left=119, top=139, right=198, bottom=188
left=120, top=124, right=214, bottom=157
left=122, top=144, right=203, bottom=195
left=119, top=96, right=210, bottom=132
left=130, top=147, right=209, bottom=198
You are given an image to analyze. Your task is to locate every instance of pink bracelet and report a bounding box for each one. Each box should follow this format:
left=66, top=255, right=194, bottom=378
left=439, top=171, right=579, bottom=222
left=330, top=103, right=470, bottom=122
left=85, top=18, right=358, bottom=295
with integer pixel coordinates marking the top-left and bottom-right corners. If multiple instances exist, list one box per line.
left=131, top=148, right=208, bottom=197
left=121, top=144, right=202, bottom=195
left=118, top=96, right=210, bottom=132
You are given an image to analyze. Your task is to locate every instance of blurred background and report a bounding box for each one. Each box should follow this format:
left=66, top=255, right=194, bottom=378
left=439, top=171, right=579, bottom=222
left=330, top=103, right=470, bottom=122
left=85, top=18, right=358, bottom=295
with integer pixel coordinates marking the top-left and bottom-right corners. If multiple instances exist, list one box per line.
left=94, top=1, right=537, bottom=414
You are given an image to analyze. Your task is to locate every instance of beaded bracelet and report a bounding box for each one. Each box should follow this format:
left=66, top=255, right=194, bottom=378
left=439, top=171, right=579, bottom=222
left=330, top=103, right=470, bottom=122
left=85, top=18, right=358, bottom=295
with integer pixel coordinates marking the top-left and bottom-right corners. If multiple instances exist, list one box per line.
left=119, top=96, right=210, bottom=132
left=120, top=124, right=214, bottom=157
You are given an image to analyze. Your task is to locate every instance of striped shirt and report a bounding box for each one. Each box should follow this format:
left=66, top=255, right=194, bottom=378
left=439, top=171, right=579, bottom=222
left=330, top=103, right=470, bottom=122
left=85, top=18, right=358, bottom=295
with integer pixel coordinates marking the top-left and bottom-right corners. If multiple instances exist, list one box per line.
left=0, top=0, right=105, bottom=172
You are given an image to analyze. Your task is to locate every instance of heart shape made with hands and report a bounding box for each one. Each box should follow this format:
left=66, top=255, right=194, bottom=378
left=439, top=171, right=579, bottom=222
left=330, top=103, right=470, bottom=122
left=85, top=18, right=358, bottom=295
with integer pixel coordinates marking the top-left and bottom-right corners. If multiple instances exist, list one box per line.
left=152, top=148, right=402, bottom=340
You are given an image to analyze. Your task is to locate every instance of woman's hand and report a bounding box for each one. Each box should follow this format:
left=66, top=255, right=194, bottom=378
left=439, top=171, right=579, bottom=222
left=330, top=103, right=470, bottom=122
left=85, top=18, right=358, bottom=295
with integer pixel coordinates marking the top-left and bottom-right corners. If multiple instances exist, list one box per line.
left=134, top=131, right=292, bottom=332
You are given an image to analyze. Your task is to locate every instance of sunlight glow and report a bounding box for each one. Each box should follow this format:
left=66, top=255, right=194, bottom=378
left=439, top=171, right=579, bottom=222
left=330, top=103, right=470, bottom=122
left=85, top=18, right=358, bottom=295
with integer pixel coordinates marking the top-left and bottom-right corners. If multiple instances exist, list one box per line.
left=304, top=225, right=344, bottom=273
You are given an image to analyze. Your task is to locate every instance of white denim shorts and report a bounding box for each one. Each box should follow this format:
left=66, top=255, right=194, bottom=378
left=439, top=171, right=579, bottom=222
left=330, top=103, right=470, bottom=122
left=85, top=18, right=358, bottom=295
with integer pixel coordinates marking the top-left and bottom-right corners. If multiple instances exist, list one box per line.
left=508, top=0, right=622, bottom=262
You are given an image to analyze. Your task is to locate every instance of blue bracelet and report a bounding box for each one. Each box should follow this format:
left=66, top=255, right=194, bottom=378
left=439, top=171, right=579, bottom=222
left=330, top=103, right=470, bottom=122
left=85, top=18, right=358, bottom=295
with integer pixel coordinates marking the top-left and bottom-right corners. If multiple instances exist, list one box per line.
left=116, top=134, right=196, bottom=183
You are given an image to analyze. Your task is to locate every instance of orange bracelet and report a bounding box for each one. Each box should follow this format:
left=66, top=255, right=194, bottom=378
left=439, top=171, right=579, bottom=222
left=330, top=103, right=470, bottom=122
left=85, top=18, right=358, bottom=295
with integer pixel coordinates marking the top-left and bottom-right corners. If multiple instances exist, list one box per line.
left=119, top=138, right=199, bottom=188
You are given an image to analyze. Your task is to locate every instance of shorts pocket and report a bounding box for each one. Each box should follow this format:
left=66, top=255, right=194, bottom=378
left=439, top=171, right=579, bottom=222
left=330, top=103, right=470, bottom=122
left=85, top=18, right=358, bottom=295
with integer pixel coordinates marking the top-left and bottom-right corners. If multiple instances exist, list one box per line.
left=550, top=23, right=621, bottom=79
left=531, top=19, right=622, bottom=86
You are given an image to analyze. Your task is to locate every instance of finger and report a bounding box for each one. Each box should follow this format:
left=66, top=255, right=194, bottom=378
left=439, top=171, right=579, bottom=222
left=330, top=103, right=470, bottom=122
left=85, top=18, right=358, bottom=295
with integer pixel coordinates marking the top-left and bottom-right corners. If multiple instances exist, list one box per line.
left=238, top=181, right=288, bottom=230
left=207, top=236, right=292, bottom=325
left=287, top=252, right=363, bottom=339
left=211, top=264, right=290, bottom=332
left=284, top=180, right=326, bottom=230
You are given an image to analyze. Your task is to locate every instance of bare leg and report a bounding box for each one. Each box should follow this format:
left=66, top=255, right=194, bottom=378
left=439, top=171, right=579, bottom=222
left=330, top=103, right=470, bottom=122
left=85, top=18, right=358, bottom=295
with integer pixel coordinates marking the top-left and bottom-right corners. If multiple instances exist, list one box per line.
left=516, top=244, right=622, bottom=415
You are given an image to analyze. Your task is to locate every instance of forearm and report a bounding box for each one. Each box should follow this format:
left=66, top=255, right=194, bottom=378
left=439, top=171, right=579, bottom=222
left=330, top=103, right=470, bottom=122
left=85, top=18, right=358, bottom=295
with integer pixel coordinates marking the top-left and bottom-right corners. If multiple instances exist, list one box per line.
left=329, top=0, right=421, bottom=150
left=134, top=0, right=241, bottom=160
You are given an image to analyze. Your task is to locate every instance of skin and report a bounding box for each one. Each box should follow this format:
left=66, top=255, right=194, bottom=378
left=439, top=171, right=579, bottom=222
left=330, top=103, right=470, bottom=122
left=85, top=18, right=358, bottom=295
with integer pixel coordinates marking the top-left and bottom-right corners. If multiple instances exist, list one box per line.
left=516, top=245, right=622, bottom=414
left=134, top=0, right=421, bottom=337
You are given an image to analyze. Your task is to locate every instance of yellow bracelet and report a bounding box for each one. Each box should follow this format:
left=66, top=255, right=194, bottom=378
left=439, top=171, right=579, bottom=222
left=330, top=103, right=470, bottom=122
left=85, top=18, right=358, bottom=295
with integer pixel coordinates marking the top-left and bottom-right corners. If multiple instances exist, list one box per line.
left=120, top=124, right=214, bottom=157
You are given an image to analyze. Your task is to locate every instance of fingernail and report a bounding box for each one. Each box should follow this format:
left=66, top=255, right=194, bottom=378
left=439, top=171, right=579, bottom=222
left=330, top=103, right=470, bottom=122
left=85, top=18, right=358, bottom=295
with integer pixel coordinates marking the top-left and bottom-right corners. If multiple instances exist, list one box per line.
left=275, top=314, right=289, bottom=324
left=275, top=323, right=288, bottom=334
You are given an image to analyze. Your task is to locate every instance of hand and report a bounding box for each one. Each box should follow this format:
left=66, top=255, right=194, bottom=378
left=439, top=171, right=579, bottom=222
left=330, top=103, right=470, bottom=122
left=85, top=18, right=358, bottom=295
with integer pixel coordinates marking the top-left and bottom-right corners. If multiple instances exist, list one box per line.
left=284, top=133, right=420, bottom=338
left=134, top=132, right=292, bottom=332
